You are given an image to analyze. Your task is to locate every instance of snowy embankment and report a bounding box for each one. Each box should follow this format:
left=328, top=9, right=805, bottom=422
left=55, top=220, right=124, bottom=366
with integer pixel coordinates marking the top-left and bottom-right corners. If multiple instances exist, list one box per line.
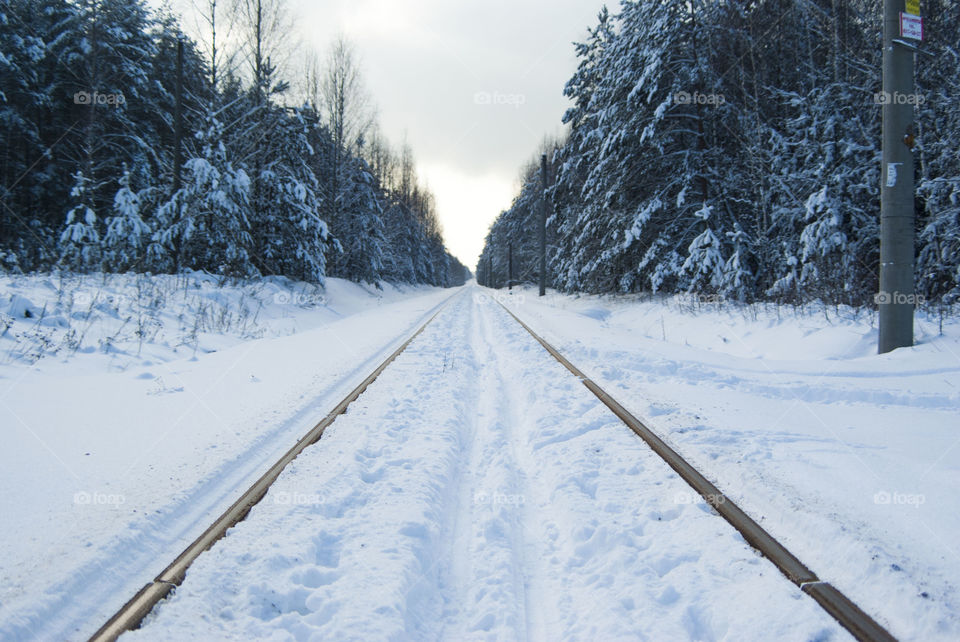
left=0, top=272, right=455, bottom=640
left=493, top=286, right=960, bottom=641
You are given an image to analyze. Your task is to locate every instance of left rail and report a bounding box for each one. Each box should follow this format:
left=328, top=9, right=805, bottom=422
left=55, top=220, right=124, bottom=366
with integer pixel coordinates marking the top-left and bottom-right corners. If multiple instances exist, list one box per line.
left=89, top=295, right=455, bottom=642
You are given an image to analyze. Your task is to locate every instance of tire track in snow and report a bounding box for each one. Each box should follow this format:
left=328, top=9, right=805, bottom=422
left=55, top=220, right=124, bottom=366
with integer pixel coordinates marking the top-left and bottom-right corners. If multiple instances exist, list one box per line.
left=474, top=296, right=558, bottom=641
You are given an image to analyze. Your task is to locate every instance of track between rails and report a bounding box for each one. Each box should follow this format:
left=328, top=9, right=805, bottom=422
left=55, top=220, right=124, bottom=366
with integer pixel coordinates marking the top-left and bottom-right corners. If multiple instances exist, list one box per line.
left=89, top=294, right=457, bottom=642
left=496, top=300, right=896, bottom=642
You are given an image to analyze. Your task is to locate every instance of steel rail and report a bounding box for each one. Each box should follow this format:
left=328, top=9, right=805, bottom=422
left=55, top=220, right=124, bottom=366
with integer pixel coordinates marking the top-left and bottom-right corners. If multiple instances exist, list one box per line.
left=496, top=299, right=896, bottom=642
left=88, top=294, right=456, bottom=642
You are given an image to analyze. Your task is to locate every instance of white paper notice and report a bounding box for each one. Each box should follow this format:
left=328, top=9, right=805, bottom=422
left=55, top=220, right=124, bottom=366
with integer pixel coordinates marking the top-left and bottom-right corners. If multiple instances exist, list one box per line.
left=886, top=162, right=902, bottom=187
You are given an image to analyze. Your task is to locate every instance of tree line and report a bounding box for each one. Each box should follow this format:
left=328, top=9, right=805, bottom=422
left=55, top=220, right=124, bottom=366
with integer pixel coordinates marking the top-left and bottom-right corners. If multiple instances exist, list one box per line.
left=478, top=0, right=959, bottom=307
left=0, top=0, right=469, bottom=287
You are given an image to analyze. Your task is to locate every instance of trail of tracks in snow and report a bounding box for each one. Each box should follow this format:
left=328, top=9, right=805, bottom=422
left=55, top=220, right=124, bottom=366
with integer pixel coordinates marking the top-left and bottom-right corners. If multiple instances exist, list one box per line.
left=124, top=289, right=848, bottom=641
left=439, top=290, right=535, bottom=640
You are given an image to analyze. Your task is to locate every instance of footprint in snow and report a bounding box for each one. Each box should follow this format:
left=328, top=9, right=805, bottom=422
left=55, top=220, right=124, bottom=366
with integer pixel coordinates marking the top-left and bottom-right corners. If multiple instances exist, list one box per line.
left=291, top=566, right=340, bottom=588
left=471, top=613, right=496, bottom=632
left=647, top=403, right=677, bottom=416
left=312, top=532, right=342, bottom=568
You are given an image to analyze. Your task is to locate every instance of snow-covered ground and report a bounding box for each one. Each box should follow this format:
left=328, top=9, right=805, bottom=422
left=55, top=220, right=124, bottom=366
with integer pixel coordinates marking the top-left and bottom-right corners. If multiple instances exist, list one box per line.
left=2, top=277, right=957, bottom=640
left=493, top=286, right=960, bottom=641
left=0, top=271, right=440, bottom=373
left=125, top=289, right=843, bottom=641
left=0, top=272, right=454, bottom=640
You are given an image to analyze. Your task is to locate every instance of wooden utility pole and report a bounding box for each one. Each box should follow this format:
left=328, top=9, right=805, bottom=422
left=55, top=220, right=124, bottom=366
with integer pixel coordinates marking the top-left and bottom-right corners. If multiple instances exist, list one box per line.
left=508, top=243, right=513, bottom=290
left=878, top=0, right=918, bottom=353
left=539, top=154, right=547, bottom=297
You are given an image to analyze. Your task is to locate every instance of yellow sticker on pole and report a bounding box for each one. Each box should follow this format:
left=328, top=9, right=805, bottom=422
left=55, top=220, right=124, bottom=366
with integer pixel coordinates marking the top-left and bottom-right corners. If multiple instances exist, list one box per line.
left=905, top=0, right=919, bottom=15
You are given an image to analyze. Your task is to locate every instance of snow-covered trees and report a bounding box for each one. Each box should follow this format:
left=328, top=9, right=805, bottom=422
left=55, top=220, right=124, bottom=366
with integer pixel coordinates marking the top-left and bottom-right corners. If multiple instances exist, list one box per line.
left=328, top=156, right=385, bottom=284
left=915, top=0, right=960, bottom=306
left=102, top=171, right=151, bottom=271
left=153, top=116, right=254, bottom=276
left=480, top=0, right=954, bottom=307
left=0, top=0, right=462, bottom=287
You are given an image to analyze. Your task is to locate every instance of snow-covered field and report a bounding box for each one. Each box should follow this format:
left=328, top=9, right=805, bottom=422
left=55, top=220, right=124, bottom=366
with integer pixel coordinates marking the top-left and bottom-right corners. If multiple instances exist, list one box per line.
left=1, top=276, right=957, bottom=640
left=0, top=273, right=453, bottom=640
left=0, top=272, right=441, bottom=373
left=494, top=286, right=960, bottom=641
left=125, top=289, right=843, bottom=641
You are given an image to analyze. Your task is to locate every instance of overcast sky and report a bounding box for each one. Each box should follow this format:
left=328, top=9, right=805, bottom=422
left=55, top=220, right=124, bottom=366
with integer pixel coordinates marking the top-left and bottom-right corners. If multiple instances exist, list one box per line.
left=166, top=0, right=608, bottom=268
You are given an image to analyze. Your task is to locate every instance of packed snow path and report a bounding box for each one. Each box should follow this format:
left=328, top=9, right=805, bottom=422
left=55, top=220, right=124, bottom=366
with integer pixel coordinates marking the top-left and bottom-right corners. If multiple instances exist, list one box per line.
left=125, top=290, right=846, bottom=641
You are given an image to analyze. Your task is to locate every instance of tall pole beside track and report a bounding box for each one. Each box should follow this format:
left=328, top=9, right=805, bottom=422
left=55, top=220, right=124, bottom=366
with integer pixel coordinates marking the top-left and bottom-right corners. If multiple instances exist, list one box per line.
left=878, top=0, right=917, bottom=353
left=539, top=154, right=548, bottom=297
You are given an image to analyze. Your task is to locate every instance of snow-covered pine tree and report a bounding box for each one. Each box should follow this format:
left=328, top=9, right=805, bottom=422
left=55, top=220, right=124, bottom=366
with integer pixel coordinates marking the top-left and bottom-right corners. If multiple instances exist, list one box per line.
left=326, top=155, right=385, bottom=284
left=915, top=0, right=960, bottom=306
left=759, top=0, right=880, bottom=305
left=253, top=106, right=333, bottom=282
left=60, top=0, right=159, bottom=270
left=102, top=170, right=151, bottom=271
left=152, top=115, right=255, bottom=276
left=0, top=0, right=61, bottom=268
left=60, top=170, right=101, bottom=270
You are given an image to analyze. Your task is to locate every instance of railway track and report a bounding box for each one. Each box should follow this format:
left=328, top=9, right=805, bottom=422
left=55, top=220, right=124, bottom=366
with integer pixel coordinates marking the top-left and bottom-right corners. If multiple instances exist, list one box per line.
left=496, top=301, right=896, bottom=642
left=89, top=296, right=456, bottom=642
left=90, top=289, right=896, bottom=641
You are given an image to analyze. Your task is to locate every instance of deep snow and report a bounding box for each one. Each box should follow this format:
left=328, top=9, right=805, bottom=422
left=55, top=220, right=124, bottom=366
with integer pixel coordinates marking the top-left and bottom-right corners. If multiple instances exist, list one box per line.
left=0, top=273, right=453, bottom=640
left=125, top=289, right=844, bottom=641
left=1, top=277, right=957, bottom=641
left=492, top=286, right=960, bottom=641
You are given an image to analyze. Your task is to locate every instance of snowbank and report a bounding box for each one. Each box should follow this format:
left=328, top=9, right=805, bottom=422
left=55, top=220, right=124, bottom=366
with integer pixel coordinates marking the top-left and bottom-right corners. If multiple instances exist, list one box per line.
left=495, top=285, right=960, bottom=640
left=0, top=272, right=440, bottom=374
left=0, top=272, right=454, bottom=640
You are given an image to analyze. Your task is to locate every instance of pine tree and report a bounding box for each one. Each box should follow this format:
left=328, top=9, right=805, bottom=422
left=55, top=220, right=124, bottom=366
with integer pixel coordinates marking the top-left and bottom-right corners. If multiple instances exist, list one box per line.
left=153, top=115, right=254, bottom=276
left=102, top=170, right=151, bottom=271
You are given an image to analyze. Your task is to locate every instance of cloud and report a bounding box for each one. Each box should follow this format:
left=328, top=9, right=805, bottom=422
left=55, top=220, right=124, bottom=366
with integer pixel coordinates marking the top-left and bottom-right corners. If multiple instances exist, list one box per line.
left=419, top=163, right=517, bottom=267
